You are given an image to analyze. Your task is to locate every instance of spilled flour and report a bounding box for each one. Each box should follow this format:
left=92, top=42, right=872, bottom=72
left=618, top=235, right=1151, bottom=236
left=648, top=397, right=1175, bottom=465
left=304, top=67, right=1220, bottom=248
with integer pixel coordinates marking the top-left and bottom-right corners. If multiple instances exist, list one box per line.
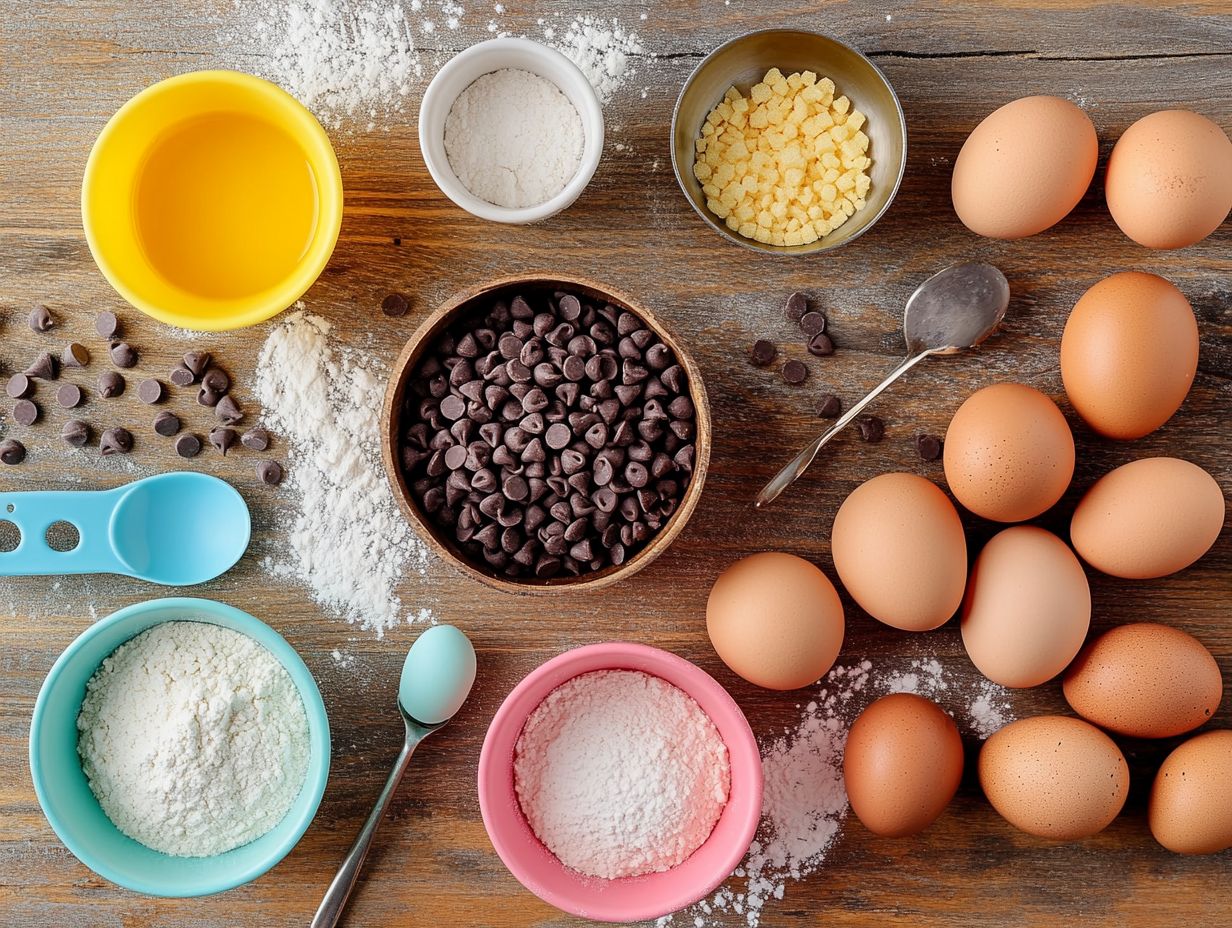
left=658, top=658, right=1014, bottom=928
left=550, top=15, right=644, bottom=104
left=255, top=309, right=433, bottom=635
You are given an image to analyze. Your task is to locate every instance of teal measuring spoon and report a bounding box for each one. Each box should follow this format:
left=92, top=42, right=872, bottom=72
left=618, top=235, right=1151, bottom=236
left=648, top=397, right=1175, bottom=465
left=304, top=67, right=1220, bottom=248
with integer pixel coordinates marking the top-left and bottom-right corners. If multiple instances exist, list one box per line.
left=0, top=473, right=251, bottom=586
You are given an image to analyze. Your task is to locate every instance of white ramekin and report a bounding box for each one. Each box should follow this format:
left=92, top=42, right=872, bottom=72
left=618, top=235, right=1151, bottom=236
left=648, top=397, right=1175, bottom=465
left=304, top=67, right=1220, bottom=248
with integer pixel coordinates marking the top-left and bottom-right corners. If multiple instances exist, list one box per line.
left=418, top=38, right=604, bottom=224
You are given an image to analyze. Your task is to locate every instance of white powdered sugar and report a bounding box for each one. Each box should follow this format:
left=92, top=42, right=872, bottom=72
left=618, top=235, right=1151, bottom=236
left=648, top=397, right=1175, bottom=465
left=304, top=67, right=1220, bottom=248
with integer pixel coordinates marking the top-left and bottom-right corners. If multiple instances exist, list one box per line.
left=550, top=15, right=644, bottom=104
left=255, top=309, right=433, bottom=635
left=514, top=670, right=730, bottom=880
left=77, top=621, right=310, bottom=857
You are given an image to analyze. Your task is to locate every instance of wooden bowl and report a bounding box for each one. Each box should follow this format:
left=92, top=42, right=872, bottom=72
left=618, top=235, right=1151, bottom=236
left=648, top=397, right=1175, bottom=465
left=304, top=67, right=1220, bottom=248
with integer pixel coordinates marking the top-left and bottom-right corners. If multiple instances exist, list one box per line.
left=381, top=274, right=712, bottom=595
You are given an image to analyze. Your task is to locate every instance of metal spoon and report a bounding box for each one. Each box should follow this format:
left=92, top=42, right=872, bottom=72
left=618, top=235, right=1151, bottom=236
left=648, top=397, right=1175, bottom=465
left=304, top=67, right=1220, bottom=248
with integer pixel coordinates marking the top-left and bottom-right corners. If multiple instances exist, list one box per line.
left=311, top=625, right=477, bottom=928
left=755, top=263, right=1010, bottom=509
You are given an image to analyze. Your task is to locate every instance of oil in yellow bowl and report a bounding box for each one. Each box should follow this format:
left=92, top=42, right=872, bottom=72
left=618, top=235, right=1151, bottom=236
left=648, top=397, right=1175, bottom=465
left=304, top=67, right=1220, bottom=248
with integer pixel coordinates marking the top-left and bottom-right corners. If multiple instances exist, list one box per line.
left=82, top=70, right=343, bottom=332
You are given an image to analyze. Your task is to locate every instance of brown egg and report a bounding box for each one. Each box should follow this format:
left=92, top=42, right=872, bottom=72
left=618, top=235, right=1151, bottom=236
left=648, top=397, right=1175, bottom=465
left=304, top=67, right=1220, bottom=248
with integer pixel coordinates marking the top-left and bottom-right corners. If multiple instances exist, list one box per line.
left=843, top=694, right=964, bottom=837
left=1070, top=457, right=1225, bottom=579
left=706, top=552, right=844, bottom=690
left=1150, top=731, right=1232, bottom=854
left=831, top=473, right=967, bottom=631
left=961, top=526, right=1091, bottom=688
left=952, top=95, right=1098, bottom=239
left=1106, top=110, right=1232, bottom=249
left=1063, top=623, right=1223, bottom=739
left=1060, top=272, right=1198, bottom=440
left=943, top=383, right=1075, bottom=522
left=978, top=715, right=1129, bottom=840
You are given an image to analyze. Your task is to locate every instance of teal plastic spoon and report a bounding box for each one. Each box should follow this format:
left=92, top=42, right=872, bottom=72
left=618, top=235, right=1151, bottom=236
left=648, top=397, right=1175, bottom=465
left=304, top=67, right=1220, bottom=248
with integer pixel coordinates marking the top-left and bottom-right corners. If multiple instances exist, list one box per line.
left=312, top=625, right=477, bottom=928
left=0, top=472, right=251, bottom=586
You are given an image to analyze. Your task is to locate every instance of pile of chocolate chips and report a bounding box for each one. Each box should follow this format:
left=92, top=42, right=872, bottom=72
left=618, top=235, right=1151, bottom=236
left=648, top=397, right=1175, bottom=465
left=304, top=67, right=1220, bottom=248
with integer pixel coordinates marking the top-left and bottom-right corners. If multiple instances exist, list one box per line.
left=399, top=291, right=697, bottom=581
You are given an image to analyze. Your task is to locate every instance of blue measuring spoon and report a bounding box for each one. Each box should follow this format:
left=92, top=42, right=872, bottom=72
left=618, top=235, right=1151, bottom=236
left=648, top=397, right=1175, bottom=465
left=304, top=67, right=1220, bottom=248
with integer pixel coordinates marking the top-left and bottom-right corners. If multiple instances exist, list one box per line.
left=0, top=473, right=251, bottom=586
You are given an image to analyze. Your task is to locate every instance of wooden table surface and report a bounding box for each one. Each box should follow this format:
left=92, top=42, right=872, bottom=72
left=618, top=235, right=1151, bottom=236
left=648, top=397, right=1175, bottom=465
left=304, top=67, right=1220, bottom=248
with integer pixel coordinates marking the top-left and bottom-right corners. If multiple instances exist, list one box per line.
left=2, top=1, right=1230, bottom=926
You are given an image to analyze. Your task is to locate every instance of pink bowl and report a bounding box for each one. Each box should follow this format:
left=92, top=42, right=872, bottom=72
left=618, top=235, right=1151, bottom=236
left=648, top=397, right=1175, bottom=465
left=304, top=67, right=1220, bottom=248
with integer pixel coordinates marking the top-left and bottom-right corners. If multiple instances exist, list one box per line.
left=478, top=642, right=763, bottom=923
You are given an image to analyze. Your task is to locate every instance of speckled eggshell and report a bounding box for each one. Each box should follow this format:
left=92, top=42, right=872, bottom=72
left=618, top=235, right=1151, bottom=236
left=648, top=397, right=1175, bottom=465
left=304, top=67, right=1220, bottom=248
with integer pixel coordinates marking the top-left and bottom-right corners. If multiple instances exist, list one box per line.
left=706, top=552, right=845, bottom=691
left=1070, top=457, right=1225, bottom=579
left=1150, top=730, right=1232, bottom=854
left=831, top=473, right=968, bottom=632
left=1060, top=272, right=1199, bottom=440
left=952, top=95, right=1098, bottom=239
left=1106, top=110, right=1232, bottom=250
left=978, top=715, right=1129, bottom=840
left=943, top=383, right=1075, bottom=522
left=961, top=526, right=1091, bottom=688
left=844, top=693, right=965, bottom=838
left=1063, top=623, right=1223, bottom=739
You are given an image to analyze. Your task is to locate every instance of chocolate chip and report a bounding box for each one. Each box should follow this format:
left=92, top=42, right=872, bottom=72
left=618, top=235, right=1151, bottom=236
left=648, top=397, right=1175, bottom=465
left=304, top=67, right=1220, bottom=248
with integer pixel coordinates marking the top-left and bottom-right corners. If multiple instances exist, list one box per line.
left=857, top=415, right=885, bottom=443
left=62, top=343, right=90, bottom=368
left=56, top=383, right=83, bottom=409
left=175, top=433, right=202, bottom=458
left=782, top=360, right=808, bottom=384
left=817, top=393, right=842, bottom=418
left=800, top=311, right=827, bottom=336
left=198, top=386, right=223, bottom=407
left=201, top=368, right=229, bottom=394
left=209, top=426, right=238, bottom=455
left=382, top=292, right=410, bottom=317
left=545, top=422, right=572, bottom=450
left=100, top=427, right=133, bottom=456
left=25, top=351, right=59, bottom=380
left=215, top=394, right=244, bottom=424
left=785, top=291, right=808, bottom=322
left=98, top=371, right=124, bottom=398
left=153, top=410, right=181, bottom=437
left=257, top=460, right=283, bottom=486
left=241, top=427, right=271, bottom=452
left=183, top=351, right=211, bottom=378
left=916, top=433, right=943, bottom=461
left=109, top=342, right=137, bottom=369
left=807, top=332, right=835, bottom=357
left=137, top=379, right=164, bottom=405
left=0, top=438, right=25, bottom=465
left=6, top=374, right=33, bottom=399
left=61, top=419, right=90, bottom=447
left=95, top=311, right=119, bottom=339
left=169, top=364, right=195, bottom=386
left=13, top=399, right=39, bottom=426
left=750, top=340, right=777, bottom=367
left=28, top=304, right=55, bottom=332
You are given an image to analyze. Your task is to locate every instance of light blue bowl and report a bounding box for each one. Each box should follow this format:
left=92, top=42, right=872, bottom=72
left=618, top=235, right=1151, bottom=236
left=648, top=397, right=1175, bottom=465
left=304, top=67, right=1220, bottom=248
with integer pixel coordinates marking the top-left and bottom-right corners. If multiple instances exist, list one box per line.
left=29, top=597, right=331, bottom=897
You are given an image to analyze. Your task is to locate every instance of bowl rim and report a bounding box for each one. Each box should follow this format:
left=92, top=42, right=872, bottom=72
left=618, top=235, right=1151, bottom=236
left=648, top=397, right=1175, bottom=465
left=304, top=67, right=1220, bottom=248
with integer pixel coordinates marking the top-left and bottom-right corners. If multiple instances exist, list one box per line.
left=417, top=37, right=604, bottom=224
left=669, top=27, right=907, bottom=256
left=28, top=596, right=331, bottom=897
left=379, top=273, right=712, bottom=595
left=476, top=642, right=764, bottom=922
left=80, top=69, right=344, bottom=332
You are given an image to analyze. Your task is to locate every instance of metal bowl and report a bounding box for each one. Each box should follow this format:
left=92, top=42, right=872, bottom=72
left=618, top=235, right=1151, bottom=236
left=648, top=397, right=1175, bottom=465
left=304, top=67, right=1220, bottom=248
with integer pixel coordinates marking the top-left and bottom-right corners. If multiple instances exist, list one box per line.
left=671, top=29, right=907, bottom=255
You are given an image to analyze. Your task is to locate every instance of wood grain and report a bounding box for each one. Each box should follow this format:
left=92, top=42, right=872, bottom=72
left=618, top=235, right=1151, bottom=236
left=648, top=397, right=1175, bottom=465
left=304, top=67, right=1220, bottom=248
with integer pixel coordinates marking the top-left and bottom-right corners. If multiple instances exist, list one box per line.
left=1, top=1, right=1230, bottom=927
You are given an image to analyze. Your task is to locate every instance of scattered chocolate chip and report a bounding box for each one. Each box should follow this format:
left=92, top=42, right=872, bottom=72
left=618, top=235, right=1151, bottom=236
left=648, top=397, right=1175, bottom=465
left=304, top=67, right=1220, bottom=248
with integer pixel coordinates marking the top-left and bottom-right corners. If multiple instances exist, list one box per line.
left=201, top=367, right=230, bottom=394
left=25, top=351, right=59, bottom=380
left=784, top=291, right=808, bottom=323
left=856, top=415, right=885, bottom=443
left=198, top=386, right=223, bottom=407
left=6, top=374, right=33, bottom=400
left=109, top=342, right=137, bottom=368
left=800, top=311, right=827, bottom=336
left=28, top=304, right=55, bottom=332
left=750, top=339, right=777, bottom=367
left=169, top=364, right=195, bottom=387
left=100, top=427, right=133, bottom=456
left=916, top=433, right=943, bottom=461
left=56, top=383, right=83, bottom=409
left=807, top=332, right=835, bottom=357
left=241, top=427, right=271, bottom=452
left=257, top=460, right=283, bottom=486
left=98, top=370, right=125, bottom=398
left=61, top=419, right=90, bottom=448
left=816, top=393, right=842, bottom=418
left=62, top=343, right=90, bottom=368
left=782, top=359, right=808, bottom=384
left=209, top=426, right=237, bottom=455
left=13, top=399, right=39, bottom=426
left=153, top=410, right=181, bottom=437
left=382, top=293, right=410, bottom=317
left=215, top=394, right=244, bottom=424
left=175, top=433, right=202, bottom=458
left=183, top=351, right=211, bottom=379
left=137, top=378, right=164, bottom=404
left=0, top=438, right=25, bottom=465
left=95, top=311, right=119, bottom=339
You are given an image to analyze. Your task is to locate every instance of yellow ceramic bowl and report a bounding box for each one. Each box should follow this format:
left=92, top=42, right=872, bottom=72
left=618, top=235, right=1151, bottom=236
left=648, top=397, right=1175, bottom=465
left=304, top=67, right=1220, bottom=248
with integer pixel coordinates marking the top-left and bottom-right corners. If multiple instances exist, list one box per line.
left=82, top=70, right=343, bottom=332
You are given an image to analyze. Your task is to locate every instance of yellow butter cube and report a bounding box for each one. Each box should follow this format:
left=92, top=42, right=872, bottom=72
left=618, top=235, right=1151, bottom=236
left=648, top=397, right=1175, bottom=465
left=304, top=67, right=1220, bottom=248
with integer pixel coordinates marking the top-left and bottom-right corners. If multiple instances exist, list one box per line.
left=758, top=210, right=773, bottom=228
left=820, top=183, right=837, bottom=203
left=694, top=162, right=712, bottom=181
left=847, top=110, right=866, bottom=132
left=750, top=82, right=772, bottom=103
left=725, top=214, right=740, bottom=231
left=833, top=94, right=849, bottom=115
left=754, top=227, right=772, bottom=243
left=784, top=229, right=804, bottom=246
left=800, top=224, right=819, bottom=244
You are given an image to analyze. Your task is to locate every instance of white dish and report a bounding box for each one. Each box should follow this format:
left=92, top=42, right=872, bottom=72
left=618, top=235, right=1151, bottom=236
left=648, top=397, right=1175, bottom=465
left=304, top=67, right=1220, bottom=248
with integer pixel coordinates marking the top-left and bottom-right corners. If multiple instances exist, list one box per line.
left=418, top=38, right=604, bottom=225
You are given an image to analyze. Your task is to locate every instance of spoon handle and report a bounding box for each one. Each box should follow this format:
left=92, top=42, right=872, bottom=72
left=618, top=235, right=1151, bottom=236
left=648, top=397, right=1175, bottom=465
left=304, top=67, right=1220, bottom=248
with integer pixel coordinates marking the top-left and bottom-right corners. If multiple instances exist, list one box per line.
left=755, top=350, right=934, bottom=509
left=0, top=488, right=127, bottom=576
left=311, top=734, right=422, bottom=928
